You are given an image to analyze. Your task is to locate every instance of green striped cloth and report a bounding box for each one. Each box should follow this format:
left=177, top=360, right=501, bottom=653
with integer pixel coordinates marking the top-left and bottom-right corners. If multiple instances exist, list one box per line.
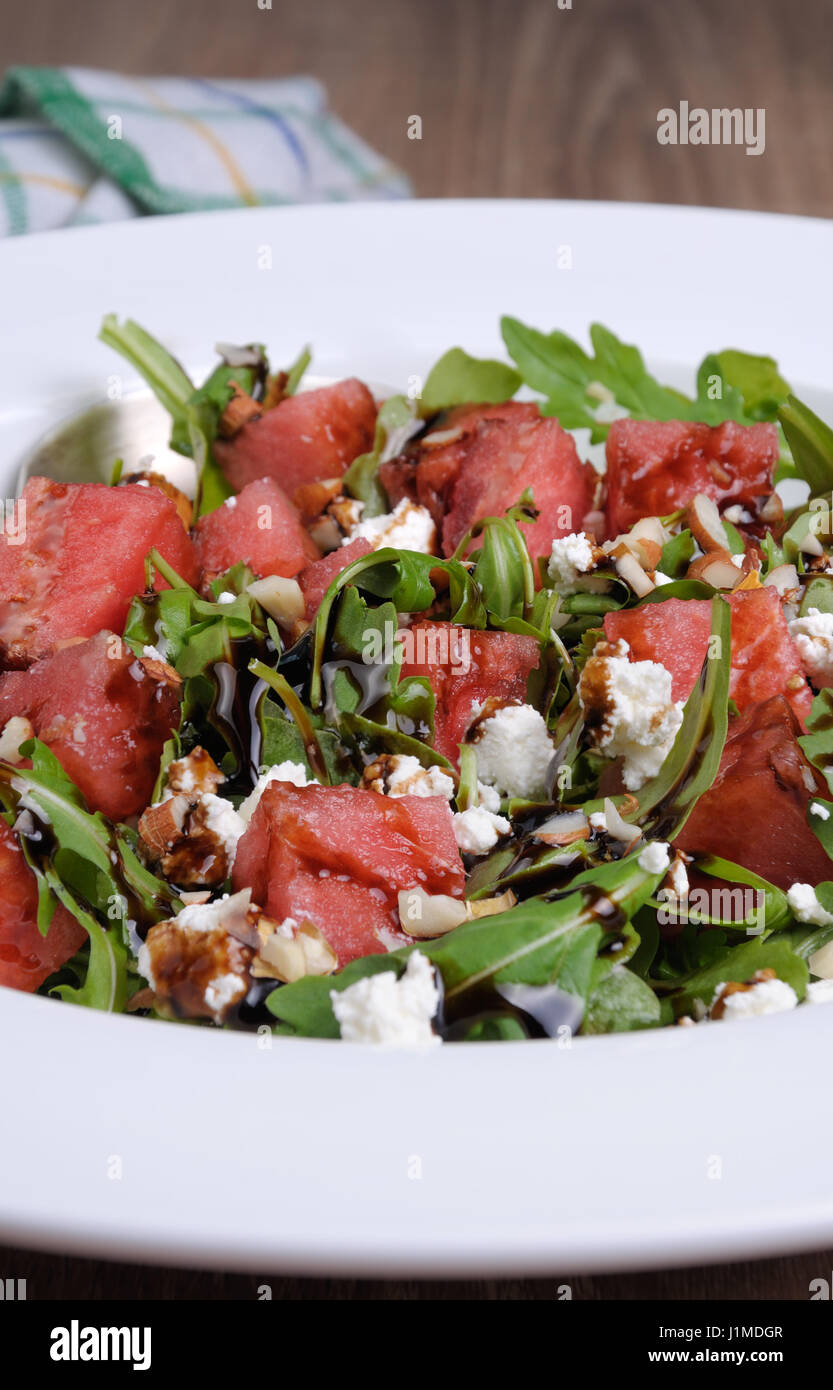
left=0, top=66, right=411, bottom=236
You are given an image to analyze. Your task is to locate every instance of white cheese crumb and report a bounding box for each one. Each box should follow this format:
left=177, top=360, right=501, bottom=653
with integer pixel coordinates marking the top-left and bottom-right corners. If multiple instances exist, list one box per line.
left=470, top=702, right=554, bottom=801
left=347, top=498, right=436, bottom=554
left=547, top=531, right=596, bottom=592
left=216, top=591, right=237, bottom=605
left=788, top=607, right=833, bottom=687
left=723, top=505, right=753, bottom=524
left=477, top=781, right=502, bottom=814
left=787, top=882, right=833, bottom=926
left=452, top=805, right=511, bottom=855
left=0, top=716, right=34, bottom=764
left=331, top=950, right=441, bottom=1047
left=142, top=643, right=166, bottom=664
left=201, top=794, right=246, bottom=867
left=174, top=891, right=246, bottom=933
left=711, top=977, right=798, bottom=1019
left=637, top=841, right=671, bottom=874
left=810, top=801, right=830, bottom=820
left=382, top=755, right=455, bottom=800
left=807, top=978, right=833, bottom=1005
left=730, top=554, right=744, bottom=569
left=653, top=571, right=674, bottom=586
left=223, top=495, right=238, bottom=509
left=203, top=971, right=247, bottom=1020
left=578, top=641, right=684, bottom=791
left=237, top=761, right=316, bottom=824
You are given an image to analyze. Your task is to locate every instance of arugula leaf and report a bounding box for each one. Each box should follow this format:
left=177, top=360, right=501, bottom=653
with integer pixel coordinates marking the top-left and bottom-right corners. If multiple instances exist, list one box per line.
left=799, top=690, right=833, bottom=796
left=807, top=798, right=833, bottom=861
left=500, top=317, right=599, bottom=431
left=46, top=867, right=129, bottom=1012
left=661, top=937, right=808, bottom=1018
left=779, top=395, right=833, bottom=496
left=420, top=347, right=521, bottom=415
left=583, top=965, right=661, bottom=1034
left=342, top=395, right=419, bottom=516
left=99, top=314, right=193, bottom=426
left=659, top=529, right=695, bottom=578
left=696, top=350, right=790, bottom=422
left=308, top=548, right=486, bottom=710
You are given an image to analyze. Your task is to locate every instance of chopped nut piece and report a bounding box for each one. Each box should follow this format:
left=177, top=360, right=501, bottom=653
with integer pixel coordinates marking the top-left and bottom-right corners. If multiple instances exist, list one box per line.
left=687, top=493, right=729, bottom=552
left=218, top=381, right=262, bottom=439
left=253, top=918, right=338, bottom=983
left=247, top=575, right=305, bottom=626
left=686, top=550, right=743, bottom=589
left=138, top=654, right=182, bottom=689
left=167, top=748, right=225, bottom=798
left=0, top=715, right=34, bottom=763
left=293, top=478, right=344, bottom=522
left=398, top=886, right=516, bottom=938
left=138, top=918, right=252, bottom=1022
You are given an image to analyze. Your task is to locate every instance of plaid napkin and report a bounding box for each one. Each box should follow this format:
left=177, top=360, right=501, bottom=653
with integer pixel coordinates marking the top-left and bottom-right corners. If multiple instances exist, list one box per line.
left=0, top=65, right=411, bottom=236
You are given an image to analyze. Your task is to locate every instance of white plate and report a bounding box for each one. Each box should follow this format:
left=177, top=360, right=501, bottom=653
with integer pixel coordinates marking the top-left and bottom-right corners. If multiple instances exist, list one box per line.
left=1, top=200, right=832, bottom=1277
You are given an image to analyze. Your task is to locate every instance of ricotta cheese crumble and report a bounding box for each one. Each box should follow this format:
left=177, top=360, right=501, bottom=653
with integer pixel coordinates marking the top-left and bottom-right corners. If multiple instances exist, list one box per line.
left=788, top=607, right=833, bottom=687
left=331, top=950, right=441, bottom=1046
left=469, top=702, right=554, bottom=801
left=346, top=498, right=437, bottom=554
left=578, top=639, right=684, bottom=791
left=547, top=531, right=597, bottom=592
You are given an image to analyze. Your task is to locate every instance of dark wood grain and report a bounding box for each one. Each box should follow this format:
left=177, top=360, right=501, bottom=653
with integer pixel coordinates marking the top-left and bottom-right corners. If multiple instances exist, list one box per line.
left=1, top=0, right=831, bottom=1302
left=2, top=0, right=831, bottom=214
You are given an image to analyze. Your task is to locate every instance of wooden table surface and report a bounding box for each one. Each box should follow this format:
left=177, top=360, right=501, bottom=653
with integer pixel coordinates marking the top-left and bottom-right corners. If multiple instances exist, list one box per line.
left=2, top=0, right=832, bottom=1302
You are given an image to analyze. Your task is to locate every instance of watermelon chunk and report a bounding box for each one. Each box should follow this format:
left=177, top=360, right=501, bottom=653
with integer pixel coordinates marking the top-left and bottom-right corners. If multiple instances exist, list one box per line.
left=440, top=416, right=595, bottom=565
left=0, top=632, right=181, bottom=822
left=605, top=419, right=778, bottom=536
left=232, top=782, right=464, bottom=964
left=412, top=402, right=541, bottom=523
left=400, top=620, right=541, bottom=762
left=215, top=379, right=377, bottom=499
left=0, top=817, right=86, bottom=992
left=298, top=537, right=373, bottom=620
left=604, top=589, right=813, bottom=724
left=675, top=696, right=831, bottom=890
left=0, top=477, right=198, bottom=668
left=194, top=477, right=319, bottom=587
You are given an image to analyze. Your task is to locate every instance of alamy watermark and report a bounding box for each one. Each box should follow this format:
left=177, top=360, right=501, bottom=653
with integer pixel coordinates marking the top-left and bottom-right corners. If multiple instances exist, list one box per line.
left=362, top=621, right=471, bottom=674
left=657, top=102, right=765, bottom=157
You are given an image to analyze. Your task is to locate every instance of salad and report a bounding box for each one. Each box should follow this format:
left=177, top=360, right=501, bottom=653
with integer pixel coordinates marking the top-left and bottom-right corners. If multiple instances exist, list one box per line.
left=1, top=314, right=833, bottom=1044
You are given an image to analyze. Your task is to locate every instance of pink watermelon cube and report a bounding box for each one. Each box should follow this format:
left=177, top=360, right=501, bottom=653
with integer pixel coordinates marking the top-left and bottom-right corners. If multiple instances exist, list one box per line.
left=232, top=781, right=465, bottom=965
left=0, top=477, right=198, bottom=668
left=399, top=621, right=541, bottom=763
left=605, top=419, right=778, bottom=536
left=194, top=476, right=320, bottom=587
left=0, top=631, right=181, bottom=822
left=440, top=416, right=595, bottom=566
left=604, top=588, right=813, bottom=725
left=0, top=817, right=86, bottom=992
left=298, top=537, right=373, bottom=620
left=215, top=379, right=377, bottom=499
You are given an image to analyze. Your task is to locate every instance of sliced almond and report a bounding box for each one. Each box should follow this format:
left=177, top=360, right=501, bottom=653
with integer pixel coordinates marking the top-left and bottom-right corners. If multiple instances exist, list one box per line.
left=599, top=796, right=642, bottom=846
left=686, top=550, right=741, bottom=589
left=254, top=920, right=337, bottom=982
left=293, top=478, right=344, bottom=521
left=687, top=493, right=729, bottom=552
left=798, top=531, right=825, bottom=557
left=627, top=516, right=673, bottom=548
left=247, top=575, right=305, bottom=626
left=138, top=795, right=190, bottom=855
left=534, top=810, right=590, bottom=846
left=218, top=382, right=261, bottom=439
left=757, top=493, right=784, bottom=526
left=139, top=655, right=182, bottom=690
left=0, top=715, right=34, bottom=764
left=399, top=888, right=468, bottom=937
left=398, top=886, right=516, bottom=937
left=308, top=516, right=343, bottom=553
left=422, top=426, right=465, bottom=449
left=613, top=548, right=655, bottom=597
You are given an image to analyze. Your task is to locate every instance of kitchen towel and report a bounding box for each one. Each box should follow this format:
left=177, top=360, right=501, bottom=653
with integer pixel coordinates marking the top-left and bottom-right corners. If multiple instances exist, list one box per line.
left=0, top=66, right=411, bottom=236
